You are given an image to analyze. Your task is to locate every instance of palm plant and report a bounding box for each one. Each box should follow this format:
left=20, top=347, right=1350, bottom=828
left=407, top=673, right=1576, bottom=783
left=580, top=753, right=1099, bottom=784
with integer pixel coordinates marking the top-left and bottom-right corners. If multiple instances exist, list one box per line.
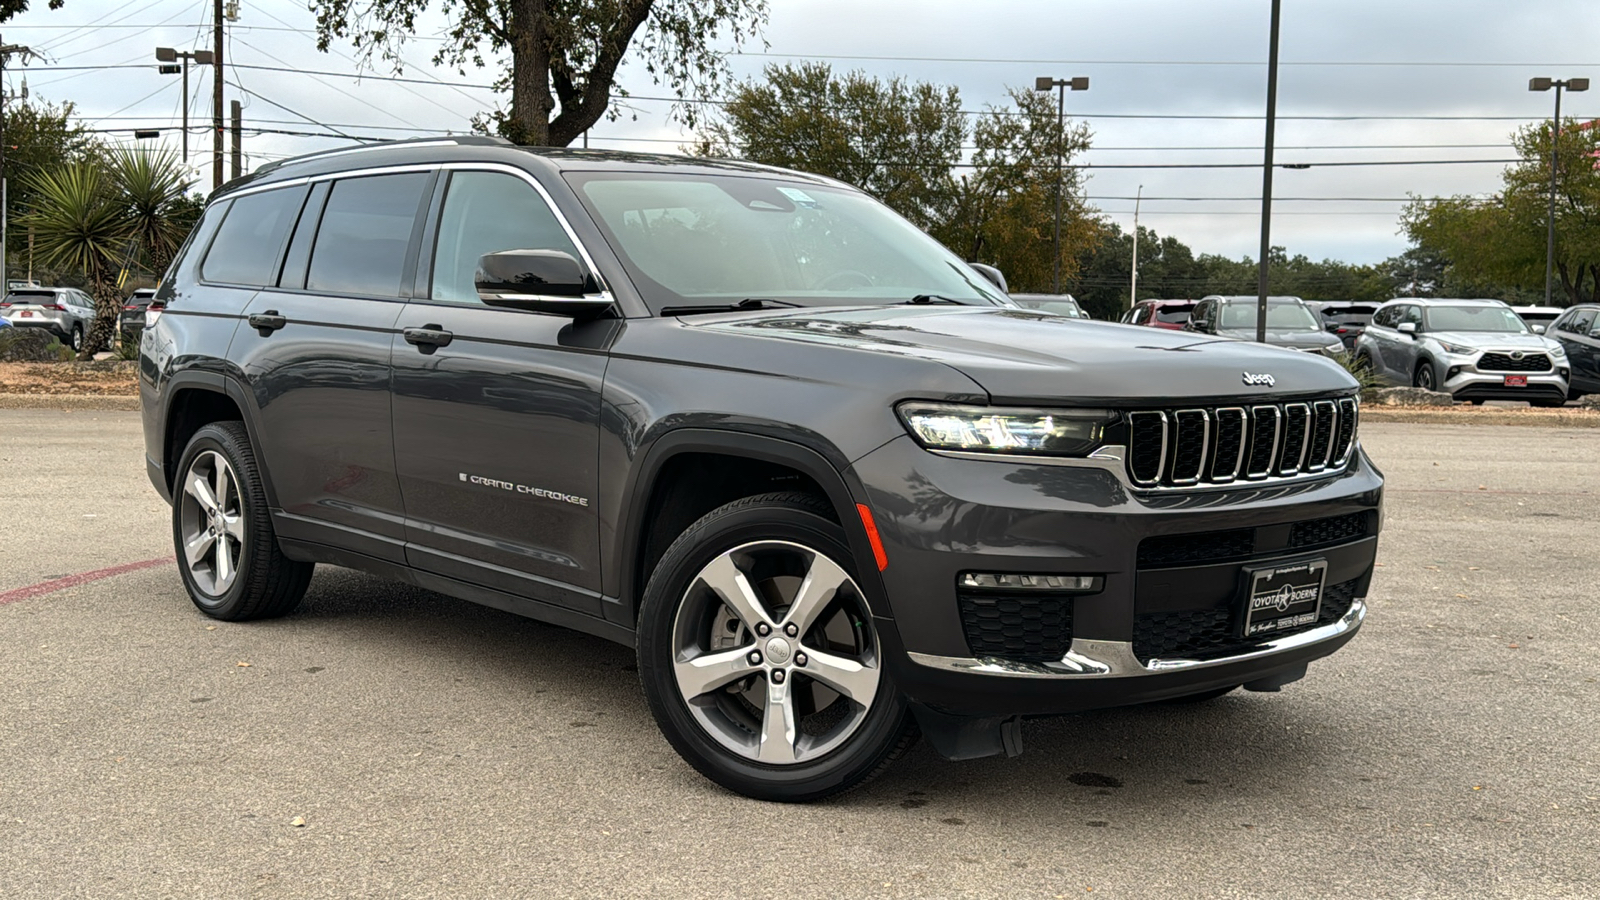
left=21, top=163, right=130, bottom=359
left=105, top=145, right=195, bottom=278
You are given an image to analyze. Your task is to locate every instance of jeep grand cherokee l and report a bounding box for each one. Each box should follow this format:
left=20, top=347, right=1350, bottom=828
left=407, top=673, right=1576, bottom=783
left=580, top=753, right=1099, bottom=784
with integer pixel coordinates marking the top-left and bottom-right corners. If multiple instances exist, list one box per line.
left=140, top=137, right=1383, bottom=802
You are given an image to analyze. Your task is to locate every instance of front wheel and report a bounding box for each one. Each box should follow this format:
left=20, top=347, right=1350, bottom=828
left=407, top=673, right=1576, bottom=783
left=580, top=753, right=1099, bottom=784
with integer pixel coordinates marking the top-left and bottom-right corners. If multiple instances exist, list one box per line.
left=637, top=492, right=916, bottom=802
left=1413, top=361, right=1437, bottom=392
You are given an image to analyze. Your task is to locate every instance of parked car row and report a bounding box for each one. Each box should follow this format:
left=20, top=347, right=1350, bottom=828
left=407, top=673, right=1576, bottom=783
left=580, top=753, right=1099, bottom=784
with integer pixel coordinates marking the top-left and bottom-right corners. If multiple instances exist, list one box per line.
left=0, top=286, right=161, bottom=351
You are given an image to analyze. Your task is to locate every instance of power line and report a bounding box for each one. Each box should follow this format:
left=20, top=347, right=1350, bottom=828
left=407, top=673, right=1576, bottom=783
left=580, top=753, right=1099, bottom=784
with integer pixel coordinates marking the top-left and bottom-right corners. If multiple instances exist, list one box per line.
left=728, top=51, right=1600, bottom=69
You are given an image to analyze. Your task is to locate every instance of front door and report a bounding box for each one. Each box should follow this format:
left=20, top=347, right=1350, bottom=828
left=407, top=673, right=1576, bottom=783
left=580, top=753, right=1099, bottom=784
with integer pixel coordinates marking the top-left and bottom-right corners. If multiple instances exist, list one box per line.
left=391, top=169, right=615, bottom=613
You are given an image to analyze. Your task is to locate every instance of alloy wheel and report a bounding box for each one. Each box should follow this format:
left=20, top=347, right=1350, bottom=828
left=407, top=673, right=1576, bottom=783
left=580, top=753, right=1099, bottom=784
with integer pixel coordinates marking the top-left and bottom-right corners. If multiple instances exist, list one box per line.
left=177, top=450, right=245, bottom=597
left=670, top=540, right=880, bottom=766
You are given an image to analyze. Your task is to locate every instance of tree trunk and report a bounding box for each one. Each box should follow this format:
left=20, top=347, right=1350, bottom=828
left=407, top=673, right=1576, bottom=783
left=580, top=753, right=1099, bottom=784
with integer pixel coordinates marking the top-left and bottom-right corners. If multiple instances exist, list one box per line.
left=506, top=0, right=554, bottom=145
left=78, top=275, right=121, bottom=360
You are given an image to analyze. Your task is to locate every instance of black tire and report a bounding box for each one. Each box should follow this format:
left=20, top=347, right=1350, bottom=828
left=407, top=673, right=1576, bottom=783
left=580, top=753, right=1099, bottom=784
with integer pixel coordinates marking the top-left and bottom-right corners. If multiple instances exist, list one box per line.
left=1413, top=361, right=1436, bottom=391
left=172, top=421, right=313, bottom=620
left=1160, top=685, right=1239, bottom=705
left=1353, top=351, right=1376, bottom=375
left=637, top=491, right=917, bottom=802
left=69, top=324, right=84, bottom=353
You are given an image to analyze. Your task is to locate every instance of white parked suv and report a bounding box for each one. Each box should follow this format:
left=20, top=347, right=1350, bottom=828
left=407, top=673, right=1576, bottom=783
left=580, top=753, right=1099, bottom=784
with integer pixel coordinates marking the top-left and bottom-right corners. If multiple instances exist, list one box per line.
left=0, top=287, right=96, bottom=353
left=1353, top=298, right=1570, bottom=406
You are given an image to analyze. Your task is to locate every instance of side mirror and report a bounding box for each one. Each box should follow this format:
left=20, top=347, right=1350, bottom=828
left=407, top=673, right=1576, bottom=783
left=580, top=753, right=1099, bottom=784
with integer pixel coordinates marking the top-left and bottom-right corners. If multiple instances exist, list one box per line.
left=1531, top=323, right=1547, bottom=335
left=475, top=249, right=611, bottom=317
left=1397, top=321, right=1417, bottom=336
left=968, top=262, right=1008, bottom=294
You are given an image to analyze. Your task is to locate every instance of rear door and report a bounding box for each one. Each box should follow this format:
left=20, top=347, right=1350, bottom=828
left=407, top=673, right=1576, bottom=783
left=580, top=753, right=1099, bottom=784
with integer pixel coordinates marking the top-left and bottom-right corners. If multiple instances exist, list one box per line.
left=234, top=171, right=432, bottom=562
left=391, top=167, right=614, bottom=612
left=1558, top=307, right=1600, bottom=391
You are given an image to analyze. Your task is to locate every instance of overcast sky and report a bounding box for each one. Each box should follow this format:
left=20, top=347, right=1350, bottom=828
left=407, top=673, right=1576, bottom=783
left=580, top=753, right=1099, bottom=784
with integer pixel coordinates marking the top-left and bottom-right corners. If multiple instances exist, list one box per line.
left=5, top=0, right=1599, bottom=265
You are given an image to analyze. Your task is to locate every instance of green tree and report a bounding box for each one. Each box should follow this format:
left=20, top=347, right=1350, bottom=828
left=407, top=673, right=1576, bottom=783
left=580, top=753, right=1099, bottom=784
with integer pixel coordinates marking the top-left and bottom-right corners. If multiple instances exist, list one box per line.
left=699, top=62, right=966, bottom=232
left=1405, top=119, right=1600, bottom=306
left=21, top=163, right=127, bottom=357
left=105, top=145, right=197, bottom=279
left=0, top=1, right=63, bottom=23
left=2, top=98, right=99, bottom=276
left=311, top=0, right=766, bottom=146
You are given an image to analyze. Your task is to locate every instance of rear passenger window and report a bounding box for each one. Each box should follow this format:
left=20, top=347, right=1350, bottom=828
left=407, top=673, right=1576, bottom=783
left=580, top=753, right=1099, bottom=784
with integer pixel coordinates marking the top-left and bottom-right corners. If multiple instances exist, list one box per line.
left=307, top=173, right=430, bottom=298
left=429, top=171, right=581, bottom=305
left=201, top=187, right=307, bottom=287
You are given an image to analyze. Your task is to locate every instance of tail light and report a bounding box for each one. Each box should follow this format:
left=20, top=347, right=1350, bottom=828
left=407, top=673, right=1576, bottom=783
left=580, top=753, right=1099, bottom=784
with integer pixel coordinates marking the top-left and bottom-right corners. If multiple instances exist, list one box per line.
left=122, top=305, right=139, bottom=311
left=41, top=303, right=64, bottom=311
left=144, top=301, right=165, bottom=327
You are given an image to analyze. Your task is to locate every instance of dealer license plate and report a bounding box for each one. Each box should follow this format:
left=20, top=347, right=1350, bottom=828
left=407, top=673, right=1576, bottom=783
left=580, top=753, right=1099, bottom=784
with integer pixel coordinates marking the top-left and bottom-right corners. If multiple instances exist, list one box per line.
left=1504, top=375, right=1528, bottom=387
left=1242, top=559, right=1327, bottom=638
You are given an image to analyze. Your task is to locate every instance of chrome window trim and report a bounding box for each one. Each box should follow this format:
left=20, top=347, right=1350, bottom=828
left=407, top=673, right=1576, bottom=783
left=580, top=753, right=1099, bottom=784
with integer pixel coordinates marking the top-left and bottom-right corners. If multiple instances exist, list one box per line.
left=907, top=599, right=1365, bottom=679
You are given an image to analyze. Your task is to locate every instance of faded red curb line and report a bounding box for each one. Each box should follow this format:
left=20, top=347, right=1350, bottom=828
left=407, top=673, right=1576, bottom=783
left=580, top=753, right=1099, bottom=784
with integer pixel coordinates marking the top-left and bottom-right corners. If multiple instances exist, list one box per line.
left=0, top=557, right=172, bottom=607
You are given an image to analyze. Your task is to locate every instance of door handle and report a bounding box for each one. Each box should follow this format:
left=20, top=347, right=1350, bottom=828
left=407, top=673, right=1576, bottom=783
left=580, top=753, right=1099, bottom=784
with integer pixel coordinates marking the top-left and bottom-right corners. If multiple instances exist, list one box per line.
left=248, top=311, right=287, bottom=335
left=402, top=325, right=454, bottom=354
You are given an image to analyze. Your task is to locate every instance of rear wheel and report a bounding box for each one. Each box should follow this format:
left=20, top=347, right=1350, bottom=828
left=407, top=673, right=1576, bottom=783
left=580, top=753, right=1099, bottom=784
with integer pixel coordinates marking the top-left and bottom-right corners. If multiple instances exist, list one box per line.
left=173, top=421, right=313, bottom=620
left=69, top=324, right=83, bottom=353
left=637, top=492, right=916, bottom=802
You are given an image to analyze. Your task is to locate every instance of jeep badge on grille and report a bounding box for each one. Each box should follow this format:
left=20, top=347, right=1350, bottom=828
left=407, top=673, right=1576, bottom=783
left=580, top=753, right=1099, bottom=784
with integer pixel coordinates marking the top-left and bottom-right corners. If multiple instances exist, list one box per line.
left=1242, top=372, right=1276, bottom=387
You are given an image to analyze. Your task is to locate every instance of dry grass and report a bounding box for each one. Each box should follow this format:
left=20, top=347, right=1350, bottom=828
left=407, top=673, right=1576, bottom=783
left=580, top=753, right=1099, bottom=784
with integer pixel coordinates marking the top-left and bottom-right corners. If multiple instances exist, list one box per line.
left=0, top=361, right=139, bottom=396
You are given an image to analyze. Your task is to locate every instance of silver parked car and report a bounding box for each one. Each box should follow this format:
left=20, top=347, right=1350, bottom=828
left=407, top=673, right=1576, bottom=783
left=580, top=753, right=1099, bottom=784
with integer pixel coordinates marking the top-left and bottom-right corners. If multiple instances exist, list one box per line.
left=0, top=287, right=96, bottom=353
left=1353, top=298, right=1569, bottom=406
left=1185, top=295, right=1346, bottom=357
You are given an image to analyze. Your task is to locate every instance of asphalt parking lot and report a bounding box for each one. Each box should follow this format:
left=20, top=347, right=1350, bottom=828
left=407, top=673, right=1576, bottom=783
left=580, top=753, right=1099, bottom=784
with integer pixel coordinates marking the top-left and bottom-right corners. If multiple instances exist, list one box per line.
left=1, top=410, right=1597, bottom=898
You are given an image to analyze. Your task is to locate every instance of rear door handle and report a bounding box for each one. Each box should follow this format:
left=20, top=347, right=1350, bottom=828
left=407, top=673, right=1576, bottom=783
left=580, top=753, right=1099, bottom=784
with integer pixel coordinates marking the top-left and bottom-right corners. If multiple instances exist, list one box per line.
left=402, top=325, right=454, bottom=354
left=248, top=311, right=287, bottom=335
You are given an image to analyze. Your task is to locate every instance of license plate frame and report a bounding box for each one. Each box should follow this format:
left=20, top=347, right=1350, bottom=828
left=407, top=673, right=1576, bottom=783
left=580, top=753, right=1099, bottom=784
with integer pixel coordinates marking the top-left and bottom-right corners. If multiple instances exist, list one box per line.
left=1503, top=374, right=1528, bottom=387
left=1241, top=559, right=1327, bottom=638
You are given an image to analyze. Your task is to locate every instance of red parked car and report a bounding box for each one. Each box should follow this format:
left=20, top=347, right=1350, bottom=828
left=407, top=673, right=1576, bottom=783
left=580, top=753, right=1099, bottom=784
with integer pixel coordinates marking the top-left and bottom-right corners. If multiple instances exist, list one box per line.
left=1120, top=299, right=1196, bottom=331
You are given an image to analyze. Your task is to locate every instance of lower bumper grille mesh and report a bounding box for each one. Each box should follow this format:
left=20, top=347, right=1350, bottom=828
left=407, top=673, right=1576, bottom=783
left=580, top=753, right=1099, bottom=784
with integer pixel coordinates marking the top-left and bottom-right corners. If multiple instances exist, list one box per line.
left=1132, top=578, right=1358, bottom=664
left=958, top=590, right=1074, bottom=663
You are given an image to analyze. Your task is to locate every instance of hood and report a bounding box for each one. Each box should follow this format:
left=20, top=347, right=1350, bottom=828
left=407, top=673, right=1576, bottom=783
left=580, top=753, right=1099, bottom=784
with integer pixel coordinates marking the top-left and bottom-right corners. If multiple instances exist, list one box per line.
left=694, top=305, right=1357, bottom=404
left=1425, top=331, right=1558, bottom=352
left=1217, top=327, right=1342, bottom=351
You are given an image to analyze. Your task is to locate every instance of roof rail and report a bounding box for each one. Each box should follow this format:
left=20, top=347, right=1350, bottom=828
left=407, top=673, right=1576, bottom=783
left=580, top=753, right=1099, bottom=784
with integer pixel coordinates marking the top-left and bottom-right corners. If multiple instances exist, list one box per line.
left=249, top=135, right=513, bottom=179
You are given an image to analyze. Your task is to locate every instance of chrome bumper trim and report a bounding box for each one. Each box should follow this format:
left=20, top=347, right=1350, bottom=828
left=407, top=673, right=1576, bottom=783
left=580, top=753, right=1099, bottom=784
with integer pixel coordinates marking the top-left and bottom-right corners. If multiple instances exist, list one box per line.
left=907, top=598, right=1365, bottom=679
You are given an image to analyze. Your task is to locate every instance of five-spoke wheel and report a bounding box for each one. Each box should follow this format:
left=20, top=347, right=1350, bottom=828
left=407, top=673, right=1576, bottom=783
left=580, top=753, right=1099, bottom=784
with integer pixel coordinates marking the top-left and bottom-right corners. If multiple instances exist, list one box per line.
left=177, top=450, right=245, bottom=597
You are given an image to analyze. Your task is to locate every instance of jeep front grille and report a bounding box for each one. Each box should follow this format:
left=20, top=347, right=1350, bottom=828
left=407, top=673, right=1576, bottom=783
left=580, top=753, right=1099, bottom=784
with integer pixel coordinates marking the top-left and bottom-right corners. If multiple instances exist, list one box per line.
left=1125, top=397, right=1357, bottom=489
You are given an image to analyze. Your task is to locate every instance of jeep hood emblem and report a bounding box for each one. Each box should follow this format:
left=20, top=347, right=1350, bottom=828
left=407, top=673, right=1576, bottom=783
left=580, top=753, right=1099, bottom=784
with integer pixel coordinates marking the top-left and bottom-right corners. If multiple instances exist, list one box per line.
left=1242, top=372, right=1277, bottom=387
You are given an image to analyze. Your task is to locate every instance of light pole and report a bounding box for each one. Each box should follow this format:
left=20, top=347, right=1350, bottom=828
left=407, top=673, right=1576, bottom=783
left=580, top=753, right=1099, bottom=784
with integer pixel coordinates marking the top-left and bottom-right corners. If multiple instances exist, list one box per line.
left=1130, top=184, right=1143, bottom=308
left=1529, top=76, right=1589, bottom=306
left=156, top=47, right=214, bottom=162
left=1255, top=0, right=1282, bottom=345
left=1035, top=75, right=1089, bottom=294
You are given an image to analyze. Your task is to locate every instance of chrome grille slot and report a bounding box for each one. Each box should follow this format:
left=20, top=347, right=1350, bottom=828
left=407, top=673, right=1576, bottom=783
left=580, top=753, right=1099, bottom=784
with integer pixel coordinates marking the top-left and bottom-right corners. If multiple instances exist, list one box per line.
left=1122, top=397, right=1358, bottom=491
left=1245, top=406, right=1281, bottom=479
left=1169, top=409, right=1209, bottom=484
left=1209, top=407, right=1247, bottom=482
left=1333, top=397, right=1358, bottom=463
left=1127, top=412, right=1168, bottom=486
left=1278, top=403, right=1310, bottom=475
left=1307, top=400, right=1337, bottom=471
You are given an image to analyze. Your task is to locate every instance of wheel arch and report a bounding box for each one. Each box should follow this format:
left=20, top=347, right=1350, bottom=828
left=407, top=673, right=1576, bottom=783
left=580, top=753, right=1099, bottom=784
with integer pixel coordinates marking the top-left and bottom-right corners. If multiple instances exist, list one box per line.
left=160, top=370, right=278, bottom=508
left=614, top=429, right=885, bottom=624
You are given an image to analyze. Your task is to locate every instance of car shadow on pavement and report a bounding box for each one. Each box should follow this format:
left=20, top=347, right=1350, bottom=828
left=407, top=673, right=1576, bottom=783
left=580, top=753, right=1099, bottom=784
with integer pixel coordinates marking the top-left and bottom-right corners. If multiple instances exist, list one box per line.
left=262, top=566, right=1363, bottom=820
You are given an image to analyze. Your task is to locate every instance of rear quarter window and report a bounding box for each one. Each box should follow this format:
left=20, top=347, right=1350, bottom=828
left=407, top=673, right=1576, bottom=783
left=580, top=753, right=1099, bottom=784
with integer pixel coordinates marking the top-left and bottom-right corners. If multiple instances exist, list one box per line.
left=201, top=187, right=309, bottom=287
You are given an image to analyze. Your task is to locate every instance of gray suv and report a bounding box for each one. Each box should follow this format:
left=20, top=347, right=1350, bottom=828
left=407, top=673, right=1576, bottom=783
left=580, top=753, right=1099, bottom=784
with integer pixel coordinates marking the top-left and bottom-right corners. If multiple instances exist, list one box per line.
left=1353, top=298, right=1570, bottom=406
left=139, top=137, right=1383, bottom=801
left=1, top=287, right=95, bottom=352
left=1186, top=295, right=1346, bottom=357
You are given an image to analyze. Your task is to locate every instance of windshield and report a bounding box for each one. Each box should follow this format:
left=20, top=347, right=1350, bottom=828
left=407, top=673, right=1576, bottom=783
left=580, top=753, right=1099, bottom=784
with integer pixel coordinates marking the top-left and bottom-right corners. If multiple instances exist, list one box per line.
left=568, top=172, right=1008, bottom=312
left=1220, top=302, right=1319, bottom=331
left=1016, top=299, right=1083, bottom=317
left=1425, top=305, right=1528, bottom=333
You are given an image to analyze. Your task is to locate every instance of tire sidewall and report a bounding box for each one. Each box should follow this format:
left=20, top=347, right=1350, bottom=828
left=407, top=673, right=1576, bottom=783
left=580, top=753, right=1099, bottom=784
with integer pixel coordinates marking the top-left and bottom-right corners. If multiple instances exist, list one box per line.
left=172, top=423, right=262, bottom=618
left=70, top=325, right=83, bottom=353
left=1414, top=360, right=1435, bottom=391
left=637, top=496, right=910, bottom=801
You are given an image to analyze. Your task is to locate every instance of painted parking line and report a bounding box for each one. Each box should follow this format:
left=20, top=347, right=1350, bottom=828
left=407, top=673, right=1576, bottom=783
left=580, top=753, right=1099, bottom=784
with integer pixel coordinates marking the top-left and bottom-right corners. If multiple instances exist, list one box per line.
left=0, top=557, right=172, bottom=607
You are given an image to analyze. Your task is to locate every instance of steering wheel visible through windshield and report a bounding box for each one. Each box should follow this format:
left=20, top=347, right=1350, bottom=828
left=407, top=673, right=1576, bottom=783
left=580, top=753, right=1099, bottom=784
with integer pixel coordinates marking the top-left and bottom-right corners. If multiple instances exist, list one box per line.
left=566, top=172, right=1009, bottom=313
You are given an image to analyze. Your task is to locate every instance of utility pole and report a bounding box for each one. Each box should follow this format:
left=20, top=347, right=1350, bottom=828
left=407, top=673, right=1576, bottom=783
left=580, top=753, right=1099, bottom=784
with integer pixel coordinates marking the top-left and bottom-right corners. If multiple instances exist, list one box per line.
left=1130, top=185, right=1143, bottom=309
left=212, top=0, right=224, bottom=191
left=0, top=35, right=36, bottom=286
left=1255, top=0, right=1282, bottom=345
left=230, top=100, right=241, bottom=180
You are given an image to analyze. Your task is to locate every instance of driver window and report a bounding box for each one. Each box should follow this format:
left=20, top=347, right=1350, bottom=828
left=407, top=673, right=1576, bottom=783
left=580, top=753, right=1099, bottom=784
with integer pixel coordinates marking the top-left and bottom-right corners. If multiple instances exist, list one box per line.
left=430, top=171, right=581, bottom=305
left=1575, top=308, right=1598, bottom=335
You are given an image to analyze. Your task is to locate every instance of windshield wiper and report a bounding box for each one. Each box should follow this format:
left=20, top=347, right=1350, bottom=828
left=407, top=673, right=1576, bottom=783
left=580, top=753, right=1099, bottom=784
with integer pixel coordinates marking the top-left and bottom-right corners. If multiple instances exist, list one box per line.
left=659, top=298, right=802, bottom=316
left=905, top=294, right=968, bottom=305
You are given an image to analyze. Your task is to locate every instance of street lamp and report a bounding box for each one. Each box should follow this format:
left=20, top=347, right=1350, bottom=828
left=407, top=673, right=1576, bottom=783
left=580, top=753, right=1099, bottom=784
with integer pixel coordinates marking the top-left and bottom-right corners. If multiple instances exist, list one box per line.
left=1529, top=76, right=1589, bottom=306
left=155, top=47, right=214, bottom=162
left=1035, top=75, right=1089, bottom=294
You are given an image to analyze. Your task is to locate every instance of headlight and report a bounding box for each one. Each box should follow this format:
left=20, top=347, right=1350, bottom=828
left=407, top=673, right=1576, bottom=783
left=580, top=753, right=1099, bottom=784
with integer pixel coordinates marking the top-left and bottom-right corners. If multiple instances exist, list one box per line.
left=1435, top=340, right=1478, bottom=355
left=1549, top=343, right=1567, bottom=359
left=896, top=402, right=1112, bottom=456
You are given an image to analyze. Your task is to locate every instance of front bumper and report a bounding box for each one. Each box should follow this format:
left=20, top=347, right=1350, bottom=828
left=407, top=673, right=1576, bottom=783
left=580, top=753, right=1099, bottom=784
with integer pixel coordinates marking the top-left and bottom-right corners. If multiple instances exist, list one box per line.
left=1439, top=355, right=1568, bottom=402
left=851, top=434, right=1383, bottom=717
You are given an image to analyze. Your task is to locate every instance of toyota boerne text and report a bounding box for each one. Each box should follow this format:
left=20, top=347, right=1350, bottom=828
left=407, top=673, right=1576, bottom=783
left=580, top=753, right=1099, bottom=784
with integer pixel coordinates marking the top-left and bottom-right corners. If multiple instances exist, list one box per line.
left=139, top=137, right=1383, bottom=801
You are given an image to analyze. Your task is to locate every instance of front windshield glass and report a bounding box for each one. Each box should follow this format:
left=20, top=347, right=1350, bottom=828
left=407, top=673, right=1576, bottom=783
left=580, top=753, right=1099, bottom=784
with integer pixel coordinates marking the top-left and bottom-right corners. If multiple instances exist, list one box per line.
left=1220, top=302, right=1319, bottom=331
left=568, top=172, right=1008, bottom=311
left=1425, top=305, right=1528, bottom=333
left=1017, top=299, right=1083, bottom=317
